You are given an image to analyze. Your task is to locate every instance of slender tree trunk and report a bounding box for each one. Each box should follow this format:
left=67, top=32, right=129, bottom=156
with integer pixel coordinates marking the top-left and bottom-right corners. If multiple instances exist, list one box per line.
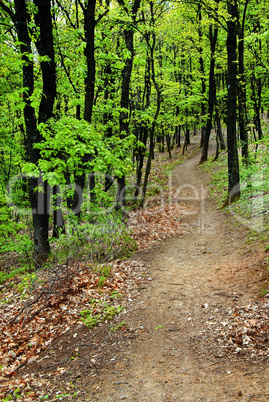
left=116, top=0, right=141, bottom=210
left=200, top=25, right=218, bottom=164
left=13, top=0, right=56, bottom=261
left=141, top=16, right=162, bottom=207
left=34, top=0, right=56, bottom=259
left=52, top=185, right=64, bottom=238
left=237, top=0, right=249, bottom=163
left=166, top=135, right=172, bottom=158
left=84, top=0, right=96, bottom=124
left=67, top=0, right=96, bottom=218
left=135, top=51, right=150, bottom=200
left=216, top=104, right=225, bottom=150
left=134, top=127, right=148, bottom=199
left=198, top=5, right=207, bottom=147
left=226, top=0, right=240, bottom=204
left=116, top=28, right=134, bottom=210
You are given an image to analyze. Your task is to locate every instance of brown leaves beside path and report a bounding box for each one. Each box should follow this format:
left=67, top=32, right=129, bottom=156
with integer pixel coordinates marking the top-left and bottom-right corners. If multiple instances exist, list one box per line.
left=0, top=147, right=195, bottom=400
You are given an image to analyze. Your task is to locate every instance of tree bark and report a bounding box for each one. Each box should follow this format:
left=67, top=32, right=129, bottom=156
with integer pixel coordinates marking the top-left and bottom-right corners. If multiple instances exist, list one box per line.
left=200, top=25, right=218, bottom=164
left=33, top=0, right=56, bottom=259
left=141, top=14, right=162, bottom=207
left=198, top=5, right=207, bottom=147
left=226, top=0, right=240, bottom=204
left=13, top=0, right=56, bottom=261
left=84, top=0, right=96, bottom=124
left=116, top=0, right=141, bottom=210
left=237, top=0, right=249, bottom=163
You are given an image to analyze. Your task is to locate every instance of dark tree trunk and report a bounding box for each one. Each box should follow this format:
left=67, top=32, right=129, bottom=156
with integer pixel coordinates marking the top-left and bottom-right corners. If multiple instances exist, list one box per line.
left=84, top=0, right=96, bottom=124
left=134, top=127, right=148, bottom=199
left=33, top=0, right=56, bottom=259
left=116, top=0, right=141, bottom=210
left=198, top=5, right=207, bottom=147
left=141, top=9, right=162, bottom=207
left=237, top=0, right=249, bottom=163
left=157, top=126, right=165, bottom=152
left=103, top=62, right=115, bottom=191
left=215, top=74, right=226, bottom=151
left=52, top=185, right=64, bottom=238
left=13, top=0, right=56, bottom=261
left=67, top=0, right=96, bottom=217
left=216, top=104, right=226, bottom=150
left=185, top=126, right=191, bottom=145
left=33, top=0, right=56, bottom=123
left=116, top=27, right=134, bottom=210
left=175, top=124, right=181, bottom=147
left=135, top=51, right=150, bottom=200
left=226, top=0, right=240, bottom=204
left=166, top=135, right=172, bottom=158
left=200, top=25, right=218, bottom=164
left=251, top=74, right=263, bottom=141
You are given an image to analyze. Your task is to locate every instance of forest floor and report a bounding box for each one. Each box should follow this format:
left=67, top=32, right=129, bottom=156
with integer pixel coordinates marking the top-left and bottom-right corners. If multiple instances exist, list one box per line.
left=72, top=143, right=269, bottom=402
left=1, top=139, right=269, bottom=401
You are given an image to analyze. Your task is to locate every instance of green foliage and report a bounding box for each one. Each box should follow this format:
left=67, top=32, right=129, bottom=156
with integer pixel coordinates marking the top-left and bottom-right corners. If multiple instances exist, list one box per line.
left=0, top=198, right=33, bottom=271
left=95, top=264, right=111, bottom=288
left=110, top=291, right=123, bottom=299
left=28, top=117, right=135, bottom=186
left=0, top=231, right=33, bottom=263
left=0, top=266, right=30, bottom=286
left=80, top=299, right=123, bottom=329
left=102, top=302, right=123, bottom=320
left=1, top=0, right=269, bottom=275
left=110, top=321, right=126, bottom=331
left=50, top=212, right=137, bottom=264
left=80, top=309, right=101, bottom=329
left=1, top=394, right=13, bottom=401
left=204, top=132, right=269, bottom=240
left=17, top=273, right=37, bottom=295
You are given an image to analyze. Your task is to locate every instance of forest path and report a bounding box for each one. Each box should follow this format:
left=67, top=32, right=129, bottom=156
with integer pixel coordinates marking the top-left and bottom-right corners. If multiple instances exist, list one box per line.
left=82, top=144, right=269, bottom=401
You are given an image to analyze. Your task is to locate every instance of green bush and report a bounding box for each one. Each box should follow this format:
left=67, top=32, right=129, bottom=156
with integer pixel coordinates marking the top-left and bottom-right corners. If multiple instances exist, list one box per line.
left=51, top=211, right=137, bottom=263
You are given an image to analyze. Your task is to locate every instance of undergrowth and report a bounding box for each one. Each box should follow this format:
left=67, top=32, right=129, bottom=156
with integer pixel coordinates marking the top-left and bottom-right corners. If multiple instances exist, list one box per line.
left=0, top=142, right=196, bottom=289
left=202, top=135, right=269, bottom=245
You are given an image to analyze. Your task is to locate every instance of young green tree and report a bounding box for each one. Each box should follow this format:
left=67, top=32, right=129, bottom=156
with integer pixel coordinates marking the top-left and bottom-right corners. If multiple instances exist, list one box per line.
left=0, top=0, right=57, bottom=261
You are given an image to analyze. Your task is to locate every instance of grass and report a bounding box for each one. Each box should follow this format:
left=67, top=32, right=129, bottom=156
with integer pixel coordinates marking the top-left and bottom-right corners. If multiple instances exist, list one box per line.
left=80, top=299, right=124, bottom=329
left=201, top=135, right=269, bottom=243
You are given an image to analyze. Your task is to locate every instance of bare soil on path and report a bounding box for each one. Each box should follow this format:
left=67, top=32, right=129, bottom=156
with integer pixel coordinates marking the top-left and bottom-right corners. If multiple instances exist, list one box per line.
left=78, top=148, right=269, bottom=401
left=12, top=145, right=269, bottom=401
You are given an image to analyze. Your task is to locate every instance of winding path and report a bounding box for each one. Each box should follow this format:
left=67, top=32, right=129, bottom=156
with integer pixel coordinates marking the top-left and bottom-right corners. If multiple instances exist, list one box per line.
left=84, top=147, right=269, bottom=401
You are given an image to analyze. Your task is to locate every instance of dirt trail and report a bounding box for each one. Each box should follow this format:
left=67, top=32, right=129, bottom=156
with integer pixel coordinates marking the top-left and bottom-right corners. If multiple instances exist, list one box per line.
left=81, top=148, right=269, bottom=401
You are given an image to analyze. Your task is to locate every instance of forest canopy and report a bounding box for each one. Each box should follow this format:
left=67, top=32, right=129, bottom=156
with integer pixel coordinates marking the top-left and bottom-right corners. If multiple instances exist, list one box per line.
left=1, top=0, right=269, bottom=262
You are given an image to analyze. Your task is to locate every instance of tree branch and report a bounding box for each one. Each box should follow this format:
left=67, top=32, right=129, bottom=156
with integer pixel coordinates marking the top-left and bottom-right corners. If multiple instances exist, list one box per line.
left=0, top=0, right=15, bottom=20
left=95, top=8, right=109, bottom=25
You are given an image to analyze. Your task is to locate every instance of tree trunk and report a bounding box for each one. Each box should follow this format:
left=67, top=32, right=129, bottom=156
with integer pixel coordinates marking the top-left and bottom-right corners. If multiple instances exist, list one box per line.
left=198, top=5, right=207, bottom=147
left=141, top=17, right=162, bottom=207
left=13, top=0, right=56, bottom=261
left=52, top=185, right=64, bottom=238
left=116, top=0, right=141, bottom=210
left=237, top=0, right=249, bottom=163
left=166, top=135, right=172, bottom=158
left=200, top=25, right=218, bottom=164
left=34, top=0, right=56, bottom=259
left=134, top=127, right=148, bottom=199
left=226, top=0, right=240, bottom=204
left=84, top=0, right=96, bottom=124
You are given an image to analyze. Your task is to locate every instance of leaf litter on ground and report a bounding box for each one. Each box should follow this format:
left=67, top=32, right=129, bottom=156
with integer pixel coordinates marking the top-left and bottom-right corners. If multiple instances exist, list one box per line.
left=1, top=145, right=268, bottom=400
left=0, top=147, right=195, bottom=400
